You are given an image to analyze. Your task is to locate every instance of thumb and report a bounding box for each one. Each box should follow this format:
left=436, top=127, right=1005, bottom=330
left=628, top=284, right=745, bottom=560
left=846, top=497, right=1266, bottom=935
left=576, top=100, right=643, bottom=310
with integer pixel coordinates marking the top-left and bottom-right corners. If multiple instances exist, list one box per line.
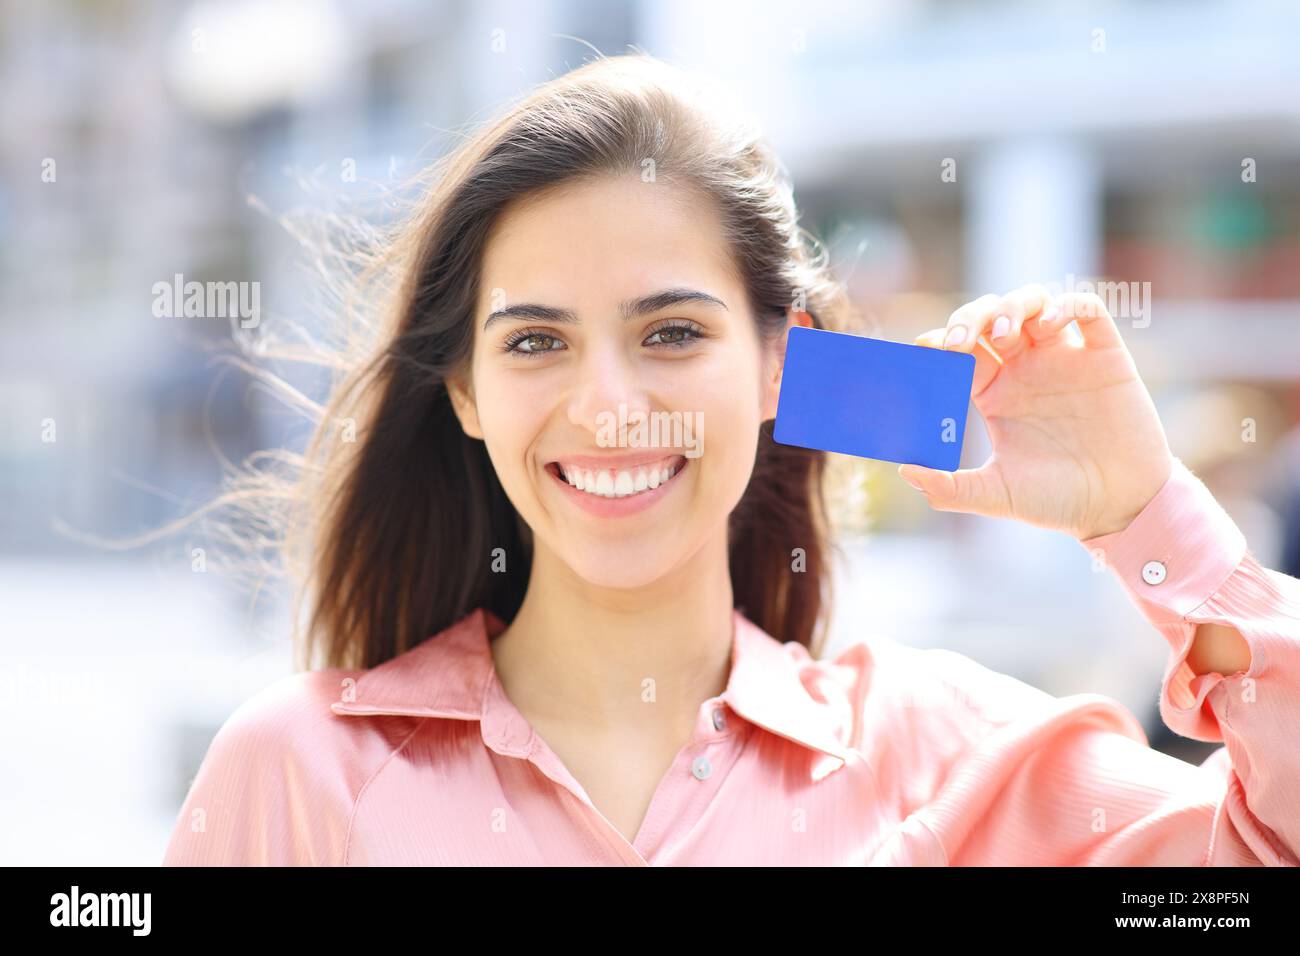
left=897, top=462, right=1006, bottom=517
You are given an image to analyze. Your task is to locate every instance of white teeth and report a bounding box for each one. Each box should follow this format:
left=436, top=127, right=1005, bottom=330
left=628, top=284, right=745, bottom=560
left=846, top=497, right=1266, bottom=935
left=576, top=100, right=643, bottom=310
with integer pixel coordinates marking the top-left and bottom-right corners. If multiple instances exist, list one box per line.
left=558, top=458, right=685, bottom=498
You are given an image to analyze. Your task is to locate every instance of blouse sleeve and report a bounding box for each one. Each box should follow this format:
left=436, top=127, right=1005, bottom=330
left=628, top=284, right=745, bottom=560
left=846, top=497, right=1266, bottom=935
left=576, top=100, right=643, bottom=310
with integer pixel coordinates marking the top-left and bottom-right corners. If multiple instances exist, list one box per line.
left=912, top=458, right=1300, bottom=866
left=1073, top=457, right=1300, bottom=864
left=162, top=671, right=354, bottom=866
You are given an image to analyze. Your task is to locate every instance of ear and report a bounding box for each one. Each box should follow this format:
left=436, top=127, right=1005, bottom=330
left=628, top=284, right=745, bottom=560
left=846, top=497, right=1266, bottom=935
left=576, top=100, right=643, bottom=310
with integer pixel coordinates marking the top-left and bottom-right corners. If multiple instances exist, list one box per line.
left=760, top=308, right=813, bottom=421
left=445, top=371, right=484, bottom=440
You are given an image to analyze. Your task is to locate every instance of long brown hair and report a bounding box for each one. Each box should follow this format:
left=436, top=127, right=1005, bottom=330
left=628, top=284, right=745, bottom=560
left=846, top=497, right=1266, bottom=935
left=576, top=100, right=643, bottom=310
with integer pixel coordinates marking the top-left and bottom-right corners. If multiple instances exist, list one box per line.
left=230, top=54, right=860, bottom=670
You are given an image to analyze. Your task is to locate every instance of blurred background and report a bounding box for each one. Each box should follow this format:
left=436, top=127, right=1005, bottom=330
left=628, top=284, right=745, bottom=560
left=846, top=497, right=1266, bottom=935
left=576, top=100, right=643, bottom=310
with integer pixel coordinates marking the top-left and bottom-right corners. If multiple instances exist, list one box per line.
left=2, top=0, right=1298, bottom=864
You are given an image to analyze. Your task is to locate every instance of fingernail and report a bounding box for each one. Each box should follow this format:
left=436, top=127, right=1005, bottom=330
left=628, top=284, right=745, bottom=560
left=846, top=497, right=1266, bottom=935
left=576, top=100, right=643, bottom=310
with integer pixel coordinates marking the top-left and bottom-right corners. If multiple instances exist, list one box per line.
left=1038, top=306, right=1060, bottom=327
left=900, top=470, right=925, bottom=492
left=991, top=315, right=1011, bottom=339
left=943, top=325, right=968, bottom=348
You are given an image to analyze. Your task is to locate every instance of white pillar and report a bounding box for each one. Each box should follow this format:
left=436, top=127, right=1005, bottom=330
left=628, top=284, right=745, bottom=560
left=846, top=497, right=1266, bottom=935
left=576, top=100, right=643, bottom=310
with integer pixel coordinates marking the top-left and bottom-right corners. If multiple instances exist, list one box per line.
left=957, top=136, right=1111, bottom=654
left=964, top=137, right=1102, bottom=295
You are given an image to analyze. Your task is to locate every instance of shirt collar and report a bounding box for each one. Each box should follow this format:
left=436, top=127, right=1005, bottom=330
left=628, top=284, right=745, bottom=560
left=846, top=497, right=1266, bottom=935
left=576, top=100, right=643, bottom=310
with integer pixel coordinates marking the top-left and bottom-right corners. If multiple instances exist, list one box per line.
left=330, top=606, right=853, bottom=765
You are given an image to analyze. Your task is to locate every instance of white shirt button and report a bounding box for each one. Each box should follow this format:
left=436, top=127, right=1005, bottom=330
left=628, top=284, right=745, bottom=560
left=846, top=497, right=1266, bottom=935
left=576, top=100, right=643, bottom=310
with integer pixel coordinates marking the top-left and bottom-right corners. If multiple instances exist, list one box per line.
left=711, top=707, right=727, bottom=731
left=1141, top=560, right=1167, bottom=585
left=691, top=755, right=712, bottom=780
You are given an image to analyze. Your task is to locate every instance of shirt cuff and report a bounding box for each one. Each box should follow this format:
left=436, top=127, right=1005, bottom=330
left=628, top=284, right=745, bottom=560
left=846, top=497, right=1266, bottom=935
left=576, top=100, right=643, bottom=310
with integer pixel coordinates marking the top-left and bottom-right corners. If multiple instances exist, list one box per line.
left=1077, top=457, right=1247, bottom=625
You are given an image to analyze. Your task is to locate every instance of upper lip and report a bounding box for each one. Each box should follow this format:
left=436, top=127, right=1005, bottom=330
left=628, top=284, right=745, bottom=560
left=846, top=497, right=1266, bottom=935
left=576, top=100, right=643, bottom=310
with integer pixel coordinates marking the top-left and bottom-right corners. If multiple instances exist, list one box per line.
left=548, top=451, right=688, bottom=472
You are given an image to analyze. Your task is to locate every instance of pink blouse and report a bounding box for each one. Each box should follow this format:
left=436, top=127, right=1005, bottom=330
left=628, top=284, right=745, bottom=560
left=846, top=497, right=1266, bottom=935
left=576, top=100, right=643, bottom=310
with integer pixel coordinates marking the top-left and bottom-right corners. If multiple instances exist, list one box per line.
left=162, top=459, right=1300, bottom=865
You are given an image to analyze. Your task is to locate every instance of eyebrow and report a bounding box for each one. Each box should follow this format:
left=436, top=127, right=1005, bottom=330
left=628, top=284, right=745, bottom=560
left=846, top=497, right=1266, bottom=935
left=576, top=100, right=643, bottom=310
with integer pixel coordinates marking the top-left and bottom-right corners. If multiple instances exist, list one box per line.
left=483, top=287, right=728, bottom=331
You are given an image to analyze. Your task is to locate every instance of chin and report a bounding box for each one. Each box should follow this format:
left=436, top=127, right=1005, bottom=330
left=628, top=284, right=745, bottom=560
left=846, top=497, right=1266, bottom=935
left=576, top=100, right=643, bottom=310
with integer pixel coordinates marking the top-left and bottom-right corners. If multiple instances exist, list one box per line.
left=554, top=527, right=703, bottom=590
left=564, top=548, right=680, bottom=591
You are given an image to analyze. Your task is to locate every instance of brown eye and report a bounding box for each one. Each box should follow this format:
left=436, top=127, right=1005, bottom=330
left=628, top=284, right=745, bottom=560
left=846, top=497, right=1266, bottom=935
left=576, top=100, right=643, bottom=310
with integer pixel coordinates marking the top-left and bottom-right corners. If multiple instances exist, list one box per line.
left=643, top=321, right=704, bottom=349
left=502, top=329, right=566, bottom=357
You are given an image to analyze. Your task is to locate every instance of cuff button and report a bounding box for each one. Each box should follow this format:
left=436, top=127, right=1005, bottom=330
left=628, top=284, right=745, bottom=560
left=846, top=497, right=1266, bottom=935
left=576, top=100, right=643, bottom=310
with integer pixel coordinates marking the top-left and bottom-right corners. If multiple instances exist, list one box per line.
left=1141, top=560, right=1167, bottom=585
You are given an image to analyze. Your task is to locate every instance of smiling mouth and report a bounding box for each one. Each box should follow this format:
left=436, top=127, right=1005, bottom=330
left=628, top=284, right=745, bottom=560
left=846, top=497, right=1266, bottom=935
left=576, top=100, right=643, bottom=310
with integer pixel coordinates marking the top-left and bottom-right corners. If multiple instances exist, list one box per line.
left=546, top=454, right=689, bottom=499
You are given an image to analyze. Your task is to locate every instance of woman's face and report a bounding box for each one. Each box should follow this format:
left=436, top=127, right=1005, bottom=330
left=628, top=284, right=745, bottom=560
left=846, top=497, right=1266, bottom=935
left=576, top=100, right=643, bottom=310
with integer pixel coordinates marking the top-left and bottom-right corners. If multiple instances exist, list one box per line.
left=450, top=173, right=797, bottom=589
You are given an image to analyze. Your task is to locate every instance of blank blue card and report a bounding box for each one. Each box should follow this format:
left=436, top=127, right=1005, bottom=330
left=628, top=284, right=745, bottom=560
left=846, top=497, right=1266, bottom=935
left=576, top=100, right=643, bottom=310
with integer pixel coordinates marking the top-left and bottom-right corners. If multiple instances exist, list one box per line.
left=772, top=326, right=975, bottom=471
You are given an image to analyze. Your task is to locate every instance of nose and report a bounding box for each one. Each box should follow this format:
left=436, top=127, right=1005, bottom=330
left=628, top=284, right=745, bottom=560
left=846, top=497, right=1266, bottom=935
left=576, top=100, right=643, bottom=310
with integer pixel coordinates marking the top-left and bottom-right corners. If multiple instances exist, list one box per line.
left=565, top=344, right=652, bottom=441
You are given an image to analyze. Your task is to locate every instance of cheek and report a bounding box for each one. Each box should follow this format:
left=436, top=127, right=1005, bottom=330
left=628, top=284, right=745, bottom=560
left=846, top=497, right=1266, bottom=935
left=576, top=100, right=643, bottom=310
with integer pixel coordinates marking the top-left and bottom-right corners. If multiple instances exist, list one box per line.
left=688, top=389, right=764, bottom=496
left=686, top=353, right=766, bottom=427
left=472, top=367, right=551, bottom=475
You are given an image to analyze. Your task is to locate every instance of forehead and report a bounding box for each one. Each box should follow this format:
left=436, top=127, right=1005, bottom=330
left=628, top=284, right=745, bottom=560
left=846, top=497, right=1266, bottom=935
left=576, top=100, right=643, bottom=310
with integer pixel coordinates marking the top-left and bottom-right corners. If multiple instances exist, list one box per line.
left=477, top=174, right=741, bottom=307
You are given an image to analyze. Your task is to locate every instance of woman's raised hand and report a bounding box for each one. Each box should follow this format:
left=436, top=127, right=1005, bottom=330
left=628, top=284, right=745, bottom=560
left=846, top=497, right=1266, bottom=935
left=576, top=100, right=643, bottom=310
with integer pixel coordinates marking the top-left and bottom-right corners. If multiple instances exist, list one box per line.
left=900, top=284, right=1175, bottom=541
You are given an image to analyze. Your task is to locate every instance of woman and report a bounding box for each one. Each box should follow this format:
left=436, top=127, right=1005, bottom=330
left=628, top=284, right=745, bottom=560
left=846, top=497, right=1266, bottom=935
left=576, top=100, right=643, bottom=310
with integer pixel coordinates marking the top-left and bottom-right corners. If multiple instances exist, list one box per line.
left=163, top=54, right=1299, bottom=866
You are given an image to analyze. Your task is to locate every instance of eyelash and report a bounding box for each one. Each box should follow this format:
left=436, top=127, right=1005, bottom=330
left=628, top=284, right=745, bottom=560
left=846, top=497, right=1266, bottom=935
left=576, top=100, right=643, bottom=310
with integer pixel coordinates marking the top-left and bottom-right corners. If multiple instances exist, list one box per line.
left=500, top=320, right=708, bottom=358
